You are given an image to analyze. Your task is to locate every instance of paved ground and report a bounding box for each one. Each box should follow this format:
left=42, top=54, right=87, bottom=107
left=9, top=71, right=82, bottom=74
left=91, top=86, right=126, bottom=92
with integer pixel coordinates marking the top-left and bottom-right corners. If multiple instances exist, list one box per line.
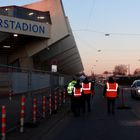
left=6, top=84, right=140, bottom=140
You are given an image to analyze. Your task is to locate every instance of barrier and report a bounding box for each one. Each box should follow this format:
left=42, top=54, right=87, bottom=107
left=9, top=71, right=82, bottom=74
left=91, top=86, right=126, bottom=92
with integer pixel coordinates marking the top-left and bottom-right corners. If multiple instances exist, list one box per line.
left=20, top=96, right=25, bottom=133
left=59, top=90, right=62, bottom=107
left=117, top=88, right=131, bottom=109
left=49, top=94, right=52, bottom=115
left=1, top=106, right=6, bottom=140
left=9, top=89, right=13, bottom=101
left=0, top=87, right=67, bottom=137
left=42, top=96, right=46, bottom=118
left=33, top=98, right=37, bottom=123
left=63, top=90, right=66, bottom=104
left=54, top=92, right=57, bottom=111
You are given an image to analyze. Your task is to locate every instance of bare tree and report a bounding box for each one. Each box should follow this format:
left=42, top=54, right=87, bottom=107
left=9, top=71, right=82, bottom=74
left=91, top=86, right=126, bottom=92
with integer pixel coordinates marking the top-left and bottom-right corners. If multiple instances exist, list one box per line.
left=134, top=68, right=140, bottom=75
left=113, top=64, right=127, bottom=75
left=103, top=71, right=109, bottom=75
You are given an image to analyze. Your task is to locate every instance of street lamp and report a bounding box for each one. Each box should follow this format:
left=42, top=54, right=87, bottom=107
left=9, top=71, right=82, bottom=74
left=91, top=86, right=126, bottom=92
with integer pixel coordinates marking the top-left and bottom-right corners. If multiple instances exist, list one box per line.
left=105, top=33, right=110, bottom=36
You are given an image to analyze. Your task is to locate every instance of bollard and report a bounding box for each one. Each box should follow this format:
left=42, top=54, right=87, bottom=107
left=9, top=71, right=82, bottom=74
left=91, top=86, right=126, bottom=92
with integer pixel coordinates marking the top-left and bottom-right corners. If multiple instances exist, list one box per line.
left=9, top=89, right=13, bottom=101
left=49, top=94, right=52, bottom=115
left=20, top=96, right=25, bottom=133
left=54, top=92, right=57, bottom=111
left=63, top=90, right=66, bottom=104
left=59, top=90, right=62, bottom=107
left=42, top=96, right=46, bottom=118
left=1, top=106, right=6, bottom=140
left=117, top=88, right=131, bottom=109
left=33, top=98, right=37, bottom=124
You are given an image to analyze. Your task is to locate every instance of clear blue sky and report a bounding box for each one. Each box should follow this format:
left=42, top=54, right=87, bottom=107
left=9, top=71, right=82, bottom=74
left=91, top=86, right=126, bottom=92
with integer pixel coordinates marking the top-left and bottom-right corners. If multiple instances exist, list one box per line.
left=1, top=0, right=140, bottom=75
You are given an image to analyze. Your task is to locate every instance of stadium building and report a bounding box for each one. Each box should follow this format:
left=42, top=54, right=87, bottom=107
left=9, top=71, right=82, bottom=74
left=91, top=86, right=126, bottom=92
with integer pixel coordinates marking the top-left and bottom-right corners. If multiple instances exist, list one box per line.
left=0, top=0, right=83, bottom=94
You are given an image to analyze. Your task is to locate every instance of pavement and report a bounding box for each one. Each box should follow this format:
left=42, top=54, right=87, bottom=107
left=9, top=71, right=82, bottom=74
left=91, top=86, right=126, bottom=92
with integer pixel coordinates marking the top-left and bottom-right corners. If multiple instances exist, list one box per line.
left=6, top=103, right=70, bottom=140
left=5, top=84, right=140, bottom=140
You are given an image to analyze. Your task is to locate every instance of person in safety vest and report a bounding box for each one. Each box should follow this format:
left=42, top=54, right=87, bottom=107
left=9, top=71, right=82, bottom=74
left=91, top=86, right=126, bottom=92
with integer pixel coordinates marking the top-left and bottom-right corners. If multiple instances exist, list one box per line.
left=72, top=79, right=82, bottom=116
left=82, top=77, right=93, bottom=113
left=103, top=76, right=119, bottom=115
left=67, top=78, right=76, bottom=112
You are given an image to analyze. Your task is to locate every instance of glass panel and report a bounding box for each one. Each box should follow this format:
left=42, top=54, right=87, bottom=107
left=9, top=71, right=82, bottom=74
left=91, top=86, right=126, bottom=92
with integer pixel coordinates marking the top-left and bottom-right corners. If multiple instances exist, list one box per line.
left=136, top=81, right=140, bottom=87
left=0, top=6, right=51, bottom=23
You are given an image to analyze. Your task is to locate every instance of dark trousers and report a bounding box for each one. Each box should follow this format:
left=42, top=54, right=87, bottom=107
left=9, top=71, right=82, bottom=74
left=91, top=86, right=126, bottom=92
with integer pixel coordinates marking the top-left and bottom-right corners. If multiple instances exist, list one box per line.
left=107, top=98, right=116, bottom=114
left=69, top=95, right=74, bottom=112
left=82, top=94, right=91, bottom=113
left=73, top=97, right=82, bottom=116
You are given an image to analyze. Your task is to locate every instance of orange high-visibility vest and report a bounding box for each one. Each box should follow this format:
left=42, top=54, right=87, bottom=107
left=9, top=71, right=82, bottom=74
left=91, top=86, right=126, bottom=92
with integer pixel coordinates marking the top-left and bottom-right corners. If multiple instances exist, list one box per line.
left=82, top=82, right=91, bottom=94
left=73, top=87, right=82, bottom=97
left=106, top=82, right=118, bottom=98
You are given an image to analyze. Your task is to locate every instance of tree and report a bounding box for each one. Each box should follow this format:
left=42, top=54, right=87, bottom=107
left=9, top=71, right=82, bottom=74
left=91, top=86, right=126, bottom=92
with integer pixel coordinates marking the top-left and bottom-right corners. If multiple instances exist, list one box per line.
left=134, top=68, right=140, bottom=75
left=103, top=71, right=109, bottom=75
left=113, top=64, right=127, bottom=75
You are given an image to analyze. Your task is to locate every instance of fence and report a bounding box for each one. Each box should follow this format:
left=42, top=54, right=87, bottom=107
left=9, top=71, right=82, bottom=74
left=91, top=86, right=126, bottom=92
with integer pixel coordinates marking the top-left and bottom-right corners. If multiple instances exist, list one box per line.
left=0, top=64, right=71, bottom=136
left=0, top=64, right=71, bottom=95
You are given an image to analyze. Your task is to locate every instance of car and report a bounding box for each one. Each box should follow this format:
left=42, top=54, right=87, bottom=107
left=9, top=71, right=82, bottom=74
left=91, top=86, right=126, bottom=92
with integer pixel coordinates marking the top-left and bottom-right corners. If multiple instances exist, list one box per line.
left=131, top=80, right=140, bottom=98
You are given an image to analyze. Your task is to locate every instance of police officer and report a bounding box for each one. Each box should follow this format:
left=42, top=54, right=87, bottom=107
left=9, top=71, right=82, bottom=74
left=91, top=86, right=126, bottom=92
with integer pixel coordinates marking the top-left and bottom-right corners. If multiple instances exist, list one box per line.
left=72, top=79, right=82, bottom=116
left=82, top=77, right=93, bottom=113
left=67, top=78, right=76, bottom=112
left=103, top=77, right=119, bottom=115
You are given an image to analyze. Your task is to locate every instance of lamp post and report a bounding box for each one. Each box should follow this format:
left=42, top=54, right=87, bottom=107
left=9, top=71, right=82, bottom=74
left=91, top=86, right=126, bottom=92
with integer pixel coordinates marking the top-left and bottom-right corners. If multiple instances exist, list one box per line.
left=128, top=64, right=130, bottom=75
left=105, top=33, right=110, bottom=36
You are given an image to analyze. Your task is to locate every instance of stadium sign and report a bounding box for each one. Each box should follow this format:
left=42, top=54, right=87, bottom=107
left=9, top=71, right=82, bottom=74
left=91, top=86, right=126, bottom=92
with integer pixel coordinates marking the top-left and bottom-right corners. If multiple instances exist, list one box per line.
left=0, top=15, right=50, bottom=38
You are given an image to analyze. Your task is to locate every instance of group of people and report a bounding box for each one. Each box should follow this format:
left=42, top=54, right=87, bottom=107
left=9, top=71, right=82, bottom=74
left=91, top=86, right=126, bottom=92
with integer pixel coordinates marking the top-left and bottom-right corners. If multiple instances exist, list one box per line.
left=67, top=77, right=94, bottom=117
left=67, top=76, right=119, bottom=117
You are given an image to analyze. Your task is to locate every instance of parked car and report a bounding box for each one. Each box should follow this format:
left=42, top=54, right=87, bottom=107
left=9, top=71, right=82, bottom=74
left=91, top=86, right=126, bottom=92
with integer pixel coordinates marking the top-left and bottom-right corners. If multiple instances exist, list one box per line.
left=131, top=80, right=140, bottom=98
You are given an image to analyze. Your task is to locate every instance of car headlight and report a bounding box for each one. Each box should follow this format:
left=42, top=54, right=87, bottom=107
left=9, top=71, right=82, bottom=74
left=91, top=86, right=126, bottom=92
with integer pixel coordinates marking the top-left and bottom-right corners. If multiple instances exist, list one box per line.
left=138, top=89, right=140, bottom=93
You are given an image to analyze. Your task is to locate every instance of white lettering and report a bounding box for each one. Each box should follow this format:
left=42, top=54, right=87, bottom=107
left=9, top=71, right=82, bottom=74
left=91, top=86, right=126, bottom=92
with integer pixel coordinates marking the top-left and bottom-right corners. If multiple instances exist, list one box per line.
left=0, top=15, right=49, bottom=38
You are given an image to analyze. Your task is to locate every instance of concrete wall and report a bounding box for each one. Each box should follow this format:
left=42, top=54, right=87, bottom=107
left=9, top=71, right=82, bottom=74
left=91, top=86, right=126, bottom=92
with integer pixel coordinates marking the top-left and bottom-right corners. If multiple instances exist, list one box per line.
left=9, top=47, right=34, bottom=69
left=24, top=0, right=69, bottom=47
left=9, top=72, right=68, bottom=94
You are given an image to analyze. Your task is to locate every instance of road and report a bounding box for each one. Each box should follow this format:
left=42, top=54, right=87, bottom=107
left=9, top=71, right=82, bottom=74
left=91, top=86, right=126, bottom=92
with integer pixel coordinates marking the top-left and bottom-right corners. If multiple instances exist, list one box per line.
left=7, top=84, right=140, bottom=140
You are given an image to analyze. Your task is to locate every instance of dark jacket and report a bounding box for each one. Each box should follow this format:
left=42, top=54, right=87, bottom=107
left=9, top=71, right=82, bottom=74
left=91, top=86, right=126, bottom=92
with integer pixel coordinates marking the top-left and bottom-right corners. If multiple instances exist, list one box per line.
left=82, top=77, right=95, bottom=95
left=74, top=80, right=82, bottom=89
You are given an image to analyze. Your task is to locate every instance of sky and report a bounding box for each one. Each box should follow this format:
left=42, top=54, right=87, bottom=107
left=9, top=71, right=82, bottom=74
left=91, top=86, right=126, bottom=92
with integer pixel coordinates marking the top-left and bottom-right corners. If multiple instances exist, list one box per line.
left=1, top=0, right=140, bottom=75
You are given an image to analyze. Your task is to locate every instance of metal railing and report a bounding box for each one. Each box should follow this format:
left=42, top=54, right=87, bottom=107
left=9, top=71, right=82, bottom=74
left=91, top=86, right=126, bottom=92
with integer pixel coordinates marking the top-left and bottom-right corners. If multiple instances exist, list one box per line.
left=0, top=64, right=71, bottom=95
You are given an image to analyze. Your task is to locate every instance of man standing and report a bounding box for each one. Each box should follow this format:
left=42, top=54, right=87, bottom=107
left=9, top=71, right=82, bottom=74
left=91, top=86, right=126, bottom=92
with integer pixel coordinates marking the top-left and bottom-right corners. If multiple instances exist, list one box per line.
left=67, top=78, right=76, bottom=112
left=103, top=77, right=119, bottom=115
left=72, top=79, right=82, bottom=116
left=82, top=77, right=93, bottom=113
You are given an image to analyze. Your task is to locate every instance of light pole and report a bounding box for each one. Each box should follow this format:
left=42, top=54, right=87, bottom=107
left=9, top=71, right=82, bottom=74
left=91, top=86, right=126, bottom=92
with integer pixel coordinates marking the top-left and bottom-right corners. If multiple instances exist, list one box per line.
left=128, top=64, right=130, bottom=75
left=105, top=33, right=110, bottom=36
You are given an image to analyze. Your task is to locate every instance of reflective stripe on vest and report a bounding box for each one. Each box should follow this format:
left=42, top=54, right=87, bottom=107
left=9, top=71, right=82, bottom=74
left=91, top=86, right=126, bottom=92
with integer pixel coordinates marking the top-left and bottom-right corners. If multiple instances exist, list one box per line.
left=82, top=82, right=91, bottom=94
left=106, top=82, right=118, bottom=98
left=67, top=82, right=75, bottom=94
left=73, top=88, right=82, bottom=97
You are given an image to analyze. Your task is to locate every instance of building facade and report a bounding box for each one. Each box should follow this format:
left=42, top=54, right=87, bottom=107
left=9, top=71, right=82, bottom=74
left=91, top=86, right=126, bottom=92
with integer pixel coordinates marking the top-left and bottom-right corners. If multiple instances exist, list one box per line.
left=0, top=0, right=83, bottom=93
left=0, top=0, right=83, bottom=75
